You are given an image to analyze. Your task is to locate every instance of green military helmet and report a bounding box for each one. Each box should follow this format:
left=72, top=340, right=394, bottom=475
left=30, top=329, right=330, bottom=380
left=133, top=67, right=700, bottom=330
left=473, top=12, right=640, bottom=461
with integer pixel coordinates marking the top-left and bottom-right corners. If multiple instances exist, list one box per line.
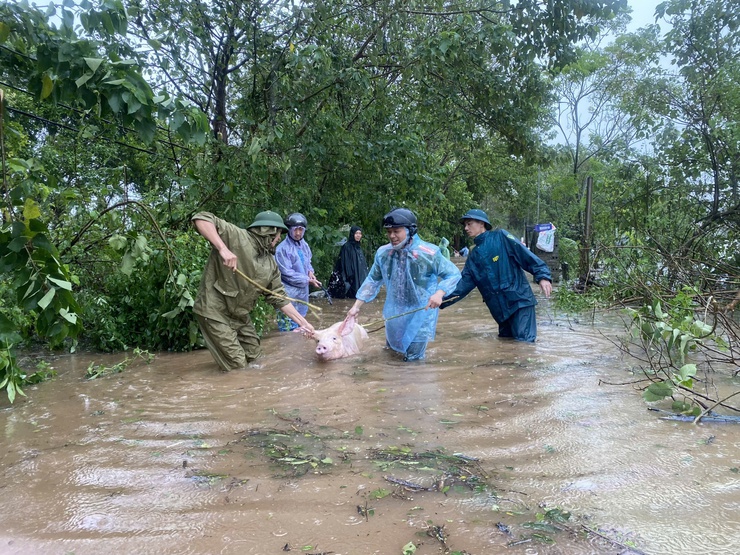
left=248, top=210, right=288, bottom=230
left=460, top=208, right=492, bottom=230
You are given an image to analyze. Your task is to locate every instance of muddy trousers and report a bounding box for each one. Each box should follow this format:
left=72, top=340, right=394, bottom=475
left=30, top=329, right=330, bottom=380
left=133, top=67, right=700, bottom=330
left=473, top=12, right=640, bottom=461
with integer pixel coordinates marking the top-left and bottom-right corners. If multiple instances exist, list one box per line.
left=196, top=314, right=261, bottom=371
left=497, top=305, right=537, bottom=342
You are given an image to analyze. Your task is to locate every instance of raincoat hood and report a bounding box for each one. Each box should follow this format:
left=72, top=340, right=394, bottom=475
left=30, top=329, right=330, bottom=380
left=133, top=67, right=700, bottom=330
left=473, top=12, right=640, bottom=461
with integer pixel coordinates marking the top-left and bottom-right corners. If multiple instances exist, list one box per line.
left=288, top=226, right=306, bottom=242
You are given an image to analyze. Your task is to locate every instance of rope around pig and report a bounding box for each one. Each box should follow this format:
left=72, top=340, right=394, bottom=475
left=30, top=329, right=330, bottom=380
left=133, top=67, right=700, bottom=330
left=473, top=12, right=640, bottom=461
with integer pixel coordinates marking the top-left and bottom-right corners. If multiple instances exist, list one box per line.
left=234, top=267, right=323, bottom=319
left=362, top=296, right=459, bottom=334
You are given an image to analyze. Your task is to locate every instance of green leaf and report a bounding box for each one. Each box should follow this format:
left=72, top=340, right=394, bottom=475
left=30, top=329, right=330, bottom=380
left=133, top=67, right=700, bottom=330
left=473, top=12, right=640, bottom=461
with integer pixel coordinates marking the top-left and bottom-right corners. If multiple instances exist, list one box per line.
left=132, top=234, right=149, bottom=258
left=37, top=287, right=56, bottom=309
left=121, top=252, right=135, bottom=276
left=31, top=234, right=54, bottom=251
left=0, top=22, right=10, bottom=43
left=84, top=57, right=104, bottom=73
left=23, top=198, right=41, bottom=221
left=0, top=314, right=22, bottom=344
left=75, top=73, right=93, bottom=88
left=58, top=308, right=78, bottom=324
left=47, top=276, right=73, bottom=291
left=107, top=92, right=123, bottom=113
left=134, top=118, right=156, bottom=144
left=370, top=488, right=390, bottom=499
left=643, top=381, right=673, bottom=402
left=108, top=234, right=127, bottom=251
left=41, top=74, right=54, bottom=100
left=0, top=313, right=18, bottom=334
left=62, top=8, right=74, bottom=28
left=7, top=236, right=28, bottom=253
left=247, top=136, right=262, bottom=158
left=7, top=380, right=16, bottom=404
left=654, top=302, right=665, bottom=319
left=101, top=11, right=115, bottom=34
left=692, top=320, right=712, bottom=334
left=161, top=308, right=181, bottom=319
left=678, top=364, right=697, bottom=380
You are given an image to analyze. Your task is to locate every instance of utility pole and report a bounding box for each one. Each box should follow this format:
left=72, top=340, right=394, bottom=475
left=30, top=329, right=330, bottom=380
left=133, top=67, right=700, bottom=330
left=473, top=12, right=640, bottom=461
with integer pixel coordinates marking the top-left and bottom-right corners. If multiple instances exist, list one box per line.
left=580, top=176, right=593, bottom=285
left=536, top=169, right=541, bottom=224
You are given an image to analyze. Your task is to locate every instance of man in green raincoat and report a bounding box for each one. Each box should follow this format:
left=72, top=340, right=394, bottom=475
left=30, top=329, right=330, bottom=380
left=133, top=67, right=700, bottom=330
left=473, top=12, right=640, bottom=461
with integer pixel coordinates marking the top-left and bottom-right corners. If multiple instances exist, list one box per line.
left=438, top=237, right=451, bottom=260
left=192, top=211, right=315, bottom=371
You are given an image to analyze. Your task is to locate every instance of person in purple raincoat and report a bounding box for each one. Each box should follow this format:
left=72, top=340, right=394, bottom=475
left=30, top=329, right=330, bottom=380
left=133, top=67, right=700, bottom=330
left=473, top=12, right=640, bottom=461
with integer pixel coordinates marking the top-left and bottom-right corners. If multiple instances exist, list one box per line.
left=275, top=213, right=321, bottom=331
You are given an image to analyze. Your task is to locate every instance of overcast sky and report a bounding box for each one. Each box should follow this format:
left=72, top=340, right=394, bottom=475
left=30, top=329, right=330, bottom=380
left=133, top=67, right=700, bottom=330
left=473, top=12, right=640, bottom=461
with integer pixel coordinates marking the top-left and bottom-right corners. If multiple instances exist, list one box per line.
left=627, top=0, right=662, bottom=31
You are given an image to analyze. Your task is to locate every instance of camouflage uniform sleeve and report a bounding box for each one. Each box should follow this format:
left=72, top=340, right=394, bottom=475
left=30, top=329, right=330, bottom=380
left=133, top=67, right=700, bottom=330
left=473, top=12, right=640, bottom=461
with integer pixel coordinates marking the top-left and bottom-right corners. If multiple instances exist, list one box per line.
left=192, top=212, right=242, bottom=245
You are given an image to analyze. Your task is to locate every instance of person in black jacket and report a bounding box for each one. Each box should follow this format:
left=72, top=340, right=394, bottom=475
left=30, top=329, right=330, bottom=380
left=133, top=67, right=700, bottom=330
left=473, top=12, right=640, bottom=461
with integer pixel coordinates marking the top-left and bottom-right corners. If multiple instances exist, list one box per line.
left=331, top=226, right=369, bottom=299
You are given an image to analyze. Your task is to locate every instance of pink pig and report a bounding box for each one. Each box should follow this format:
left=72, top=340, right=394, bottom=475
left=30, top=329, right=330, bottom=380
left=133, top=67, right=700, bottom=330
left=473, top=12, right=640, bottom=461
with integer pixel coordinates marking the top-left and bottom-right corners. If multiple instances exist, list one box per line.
left=314, top=321, right=369, bottom=361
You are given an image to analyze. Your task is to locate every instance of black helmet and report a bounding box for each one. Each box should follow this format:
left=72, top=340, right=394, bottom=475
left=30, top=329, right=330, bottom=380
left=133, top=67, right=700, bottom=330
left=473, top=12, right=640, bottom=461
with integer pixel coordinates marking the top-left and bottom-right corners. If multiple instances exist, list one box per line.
left=383, top=208, right=417, bottom=237
left=284, top=212, right=308, bottom=229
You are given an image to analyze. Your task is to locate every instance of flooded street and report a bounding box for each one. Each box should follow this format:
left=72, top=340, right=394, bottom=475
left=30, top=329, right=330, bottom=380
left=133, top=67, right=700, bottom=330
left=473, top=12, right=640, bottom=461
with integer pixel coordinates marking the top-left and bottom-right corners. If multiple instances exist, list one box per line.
left=1, top=287, right=739, bottom=555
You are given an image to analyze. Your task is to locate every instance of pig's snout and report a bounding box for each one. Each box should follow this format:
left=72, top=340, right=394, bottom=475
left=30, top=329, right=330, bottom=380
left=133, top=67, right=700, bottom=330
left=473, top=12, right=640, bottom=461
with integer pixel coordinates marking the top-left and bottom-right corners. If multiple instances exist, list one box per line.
left=315, top=334, right=341, bottom=359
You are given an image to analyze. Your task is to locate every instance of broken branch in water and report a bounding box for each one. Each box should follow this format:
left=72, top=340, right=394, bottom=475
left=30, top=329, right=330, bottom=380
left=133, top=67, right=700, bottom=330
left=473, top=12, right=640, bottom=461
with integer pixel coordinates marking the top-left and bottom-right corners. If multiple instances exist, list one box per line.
left=581, top=524, right=647, bottom=555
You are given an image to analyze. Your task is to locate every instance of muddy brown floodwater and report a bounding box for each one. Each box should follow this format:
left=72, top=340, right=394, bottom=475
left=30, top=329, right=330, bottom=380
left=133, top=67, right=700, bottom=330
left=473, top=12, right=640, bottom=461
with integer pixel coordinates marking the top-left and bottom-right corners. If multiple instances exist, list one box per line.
left=1, top=286, right=739, bottom=555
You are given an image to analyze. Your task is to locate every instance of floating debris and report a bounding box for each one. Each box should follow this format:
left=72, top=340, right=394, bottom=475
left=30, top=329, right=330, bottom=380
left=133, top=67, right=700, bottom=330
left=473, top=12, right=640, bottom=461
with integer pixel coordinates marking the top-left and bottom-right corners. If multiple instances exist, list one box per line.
left=384, top=476, right=428, bottom=491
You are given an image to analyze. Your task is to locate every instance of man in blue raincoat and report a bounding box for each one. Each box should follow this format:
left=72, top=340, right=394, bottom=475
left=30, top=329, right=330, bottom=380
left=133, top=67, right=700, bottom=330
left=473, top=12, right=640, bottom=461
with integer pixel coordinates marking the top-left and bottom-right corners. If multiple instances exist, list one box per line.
left=441, top=209, right=552, bottom=342
left=275, top=212, right=321, bottom=331
left=342, top=208, right=461, bottom=361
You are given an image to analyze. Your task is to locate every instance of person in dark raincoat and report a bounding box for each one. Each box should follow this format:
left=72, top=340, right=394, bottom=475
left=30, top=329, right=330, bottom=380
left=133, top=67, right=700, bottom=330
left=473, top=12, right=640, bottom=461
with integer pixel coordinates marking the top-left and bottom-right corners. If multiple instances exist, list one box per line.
left=274, top=213, right=321, bottom=331
left=333, top=226, right=369, bottom=299
left=192, top=211, right=315, bottom=371
left=441, top=209, right=552, bottom=342
left=342, top=208, right=461, bottom=361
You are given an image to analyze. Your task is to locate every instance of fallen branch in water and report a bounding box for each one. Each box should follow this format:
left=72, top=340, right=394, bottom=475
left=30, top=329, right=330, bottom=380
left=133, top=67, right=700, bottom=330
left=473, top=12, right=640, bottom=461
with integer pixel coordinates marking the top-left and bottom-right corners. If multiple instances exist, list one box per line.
left=581, top=524, right=647, bottom=555
left=694, top=390, right=740, bottom=424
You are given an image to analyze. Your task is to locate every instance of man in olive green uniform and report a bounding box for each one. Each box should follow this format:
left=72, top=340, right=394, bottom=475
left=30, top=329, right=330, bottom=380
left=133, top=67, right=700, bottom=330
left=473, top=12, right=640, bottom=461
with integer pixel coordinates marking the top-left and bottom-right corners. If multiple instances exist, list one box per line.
left=192, top=211, right=315, bottom=371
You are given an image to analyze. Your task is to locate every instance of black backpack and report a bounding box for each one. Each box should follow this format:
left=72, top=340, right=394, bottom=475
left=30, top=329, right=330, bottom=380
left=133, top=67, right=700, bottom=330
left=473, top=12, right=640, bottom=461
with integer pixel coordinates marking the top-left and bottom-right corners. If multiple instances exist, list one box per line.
left=327, top=269, right=349, bottom=299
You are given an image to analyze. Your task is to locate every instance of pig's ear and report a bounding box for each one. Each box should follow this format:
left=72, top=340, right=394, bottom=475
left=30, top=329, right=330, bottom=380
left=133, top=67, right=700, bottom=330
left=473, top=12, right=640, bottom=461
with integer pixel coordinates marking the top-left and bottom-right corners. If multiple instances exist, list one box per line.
left=338, top=315, right=356, bottom=336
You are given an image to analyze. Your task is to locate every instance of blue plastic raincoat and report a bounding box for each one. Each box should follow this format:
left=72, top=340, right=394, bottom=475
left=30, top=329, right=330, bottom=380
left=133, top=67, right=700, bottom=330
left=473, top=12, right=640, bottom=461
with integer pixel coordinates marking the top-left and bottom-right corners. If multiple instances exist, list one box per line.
left=275, top=230, right=315, bottom=320
left=356, top=234, right=461, bottom=355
